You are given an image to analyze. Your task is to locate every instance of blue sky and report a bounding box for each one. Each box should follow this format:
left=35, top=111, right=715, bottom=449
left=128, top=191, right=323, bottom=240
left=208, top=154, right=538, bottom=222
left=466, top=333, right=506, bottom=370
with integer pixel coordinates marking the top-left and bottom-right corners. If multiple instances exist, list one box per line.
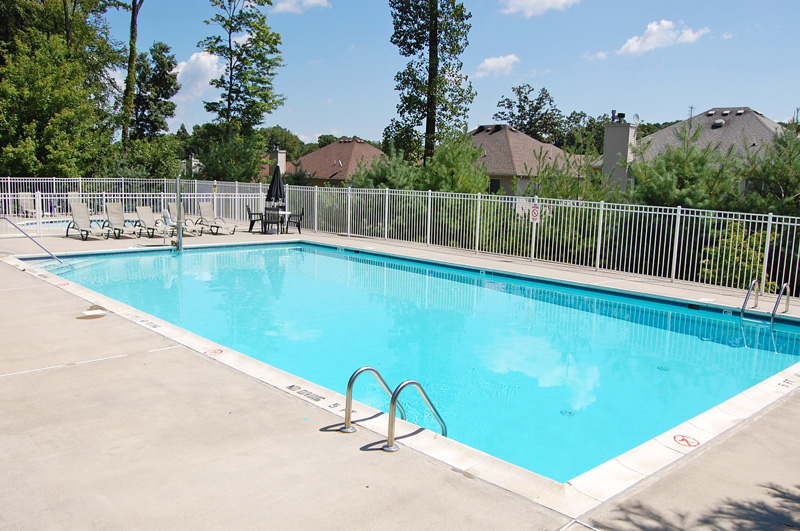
left=105, top=0, right=799, bottom=143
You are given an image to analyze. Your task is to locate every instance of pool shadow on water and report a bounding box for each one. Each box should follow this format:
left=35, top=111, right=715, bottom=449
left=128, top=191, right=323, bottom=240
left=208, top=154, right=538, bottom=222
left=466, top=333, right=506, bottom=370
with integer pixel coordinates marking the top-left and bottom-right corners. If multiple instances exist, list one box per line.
left=590, top=483, right=800, bottom=530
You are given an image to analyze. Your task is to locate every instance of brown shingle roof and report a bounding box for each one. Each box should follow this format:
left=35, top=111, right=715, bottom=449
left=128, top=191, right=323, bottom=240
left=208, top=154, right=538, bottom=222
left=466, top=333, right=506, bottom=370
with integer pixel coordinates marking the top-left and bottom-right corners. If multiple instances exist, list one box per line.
left=297, top=138, right=384, bottom=183
left=469, top=124, right=566, bottom=177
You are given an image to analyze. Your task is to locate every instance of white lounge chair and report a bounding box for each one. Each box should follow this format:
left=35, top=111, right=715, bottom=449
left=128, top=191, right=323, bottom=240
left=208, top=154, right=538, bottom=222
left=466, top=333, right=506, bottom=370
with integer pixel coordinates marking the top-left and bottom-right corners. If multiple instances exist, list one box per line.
left=66, top=202, right=110, bottom=240
left=168, top=201, right=202, bottom=227
left=162, top=209, right=203, bottom=237
left=18, top=192, right=37, bottom=218
left=134, top=206, right=172, bottom=238
left=102, top=202, right=136, bottom=239
left=198, top=202, right=236, bottom=235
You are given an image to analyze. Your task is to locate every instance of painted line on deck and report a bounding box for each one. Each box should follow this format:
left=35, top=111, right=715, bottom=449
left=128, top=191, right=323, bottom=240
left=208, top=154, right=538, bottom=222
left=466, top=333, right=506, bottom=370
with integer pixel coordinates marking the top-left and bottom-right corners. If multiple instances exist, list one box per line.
left=0, top=353, right=130, bottom=378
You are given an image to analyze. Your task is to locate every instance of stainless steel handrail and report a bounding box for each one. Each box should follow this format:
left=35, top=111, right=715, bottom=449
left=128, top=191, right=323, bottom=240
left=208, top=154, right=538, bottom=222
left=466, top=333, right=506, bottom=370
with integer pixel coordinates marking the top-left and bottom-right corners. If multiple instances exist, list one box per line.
left=771, top=283, right=791, bottom=324
left=383, top=380, right=447, bottom=452
left=340, top=366, right=405, bottom=433
left=741, top=279, right=759, bottom=317
left=1, top=216, right=63, bottom=264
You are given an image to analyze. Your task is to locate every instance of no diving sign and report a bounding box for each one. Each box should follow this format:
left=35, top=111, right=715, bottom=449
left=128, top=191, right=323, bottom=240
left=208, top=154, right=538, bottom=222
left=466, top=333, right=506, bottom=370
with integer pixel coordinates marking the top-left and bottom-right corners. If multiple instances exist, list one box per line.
left=530, top=202, right=540, bottom=223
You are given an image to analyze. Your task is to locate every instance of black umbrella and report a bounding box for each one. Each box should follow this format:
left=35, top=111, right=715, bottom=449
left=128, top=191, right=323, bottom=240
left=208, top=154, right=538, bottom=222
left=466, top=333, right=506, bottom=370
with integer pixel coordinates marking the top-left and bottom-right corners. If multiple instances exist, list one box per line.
left=266, top=165, right=285, bottom=204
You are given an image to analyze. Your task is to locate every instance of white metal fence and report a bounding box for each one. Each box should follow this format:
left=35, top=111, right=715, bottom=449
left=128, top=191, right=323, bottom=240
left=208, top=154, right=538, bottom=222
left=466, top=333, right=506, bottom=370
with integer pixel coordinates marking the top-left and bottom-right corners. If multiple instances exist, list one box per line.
left=2, top=177, right=798, bottom=296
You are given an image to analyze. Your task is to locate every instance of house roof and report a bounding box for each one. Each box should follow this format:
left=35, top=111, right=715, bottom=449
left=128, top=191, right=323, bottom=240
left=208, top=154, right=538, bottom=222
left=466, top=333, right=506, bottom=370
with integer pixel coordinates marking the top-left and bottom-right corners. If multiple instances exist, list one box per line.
left=640, top=107, right=782, bottom=160
left=297, top=138, right=384, bottom=182
left=469, top=124, right=566, bottom=177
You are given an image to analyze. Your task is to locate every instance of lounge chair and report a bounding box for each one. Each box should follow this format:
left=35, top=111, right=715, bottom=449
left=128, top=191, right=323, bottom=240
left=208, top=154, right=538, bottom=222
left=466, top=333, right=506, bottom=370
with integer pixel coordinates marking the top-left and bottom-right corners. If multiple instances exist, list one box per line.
left=18, top=192, right=38, bottom=218
left=286, top=207, right=304, bottom=234
left=162, top=209, right=203, bottom=237
left=134, top=206, right=172, bottom=238
left=66, top=202, right=110, bottom=240
left=198, top=202, right=236, bottom=235
left=168, top=201, right=202, bottom=227
left=102, top=202, right=136, bottom=239
left=246, top=205, right=263, bottom=233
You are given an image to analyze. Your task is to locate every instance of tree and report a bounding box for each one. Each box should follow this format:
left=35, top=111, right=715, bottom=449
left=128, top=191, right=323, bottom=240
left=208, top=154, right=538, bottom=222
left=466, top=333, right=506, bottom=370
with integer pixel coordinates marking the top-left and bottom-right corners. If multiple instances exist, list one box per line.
left=420, top=133, right=487, bottom=193
left=347, top=141, right=420, bottom=189
left=259, top=125, right=305, bottom=161
left=388, top=0, right=475, bottom=163
left=198, top=0, right=284, bottom=135
left=317, top=134, right=338, bottom=148
left=493, top=84, right=564, bottom=144
left=0, top=32, right=112, bottom=176
left=131, top=41, right=180, bottom=140
left=629, top=122, right=742, bottom=210
left=120, top=0, right=144, bottom=147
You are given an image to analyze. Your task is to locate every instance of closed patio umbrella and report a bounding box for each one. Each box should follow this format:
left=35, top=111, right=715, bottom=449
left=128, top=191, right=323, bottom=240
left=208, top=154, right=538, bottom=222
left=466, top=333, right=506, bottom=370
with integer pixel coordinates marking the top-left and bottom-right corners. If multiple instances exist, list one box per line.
left=266, top=165, right=286, bottom=205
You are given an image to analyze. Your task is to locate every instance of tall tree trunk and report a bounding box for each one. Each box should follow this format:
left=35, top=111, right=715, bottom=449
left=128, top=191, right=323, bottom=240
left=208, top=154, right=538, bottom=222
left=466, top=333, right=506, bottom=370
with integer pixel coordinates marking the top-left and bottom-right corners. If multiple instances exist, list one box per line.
left=121, top=0, right=144, bottom=149
left=423, top=0, right=439, bottom=165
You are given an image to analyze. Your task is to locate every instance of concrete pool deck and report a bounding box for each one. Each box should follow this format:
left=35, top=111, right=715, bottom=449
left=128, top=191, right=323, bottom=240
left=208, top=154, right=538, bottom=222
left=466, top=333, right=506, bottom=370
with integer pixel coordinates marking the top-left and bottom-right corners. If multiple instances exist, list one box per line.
left=1, top=229, right=799, bottom=529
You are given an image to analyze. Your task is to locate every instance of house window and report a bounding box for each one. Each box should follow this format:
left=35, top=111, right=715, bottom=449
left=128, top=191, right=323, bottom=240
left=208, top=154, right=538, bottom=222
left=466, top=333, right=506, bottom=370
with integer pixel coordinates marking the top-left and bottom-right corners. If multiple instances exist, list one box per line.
left=489, top=179, right=501, bottom=194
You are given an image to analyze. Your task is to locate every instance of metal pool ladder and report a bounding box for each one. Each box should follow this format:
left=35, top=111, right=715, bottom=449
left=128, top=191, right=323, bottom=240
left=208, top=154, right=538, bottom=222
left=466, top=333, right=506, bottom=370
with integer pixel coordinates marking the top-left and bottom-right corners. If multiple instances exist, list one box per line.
left=340, top=367, right=406, bottom=433
left=741, top=279, right=759, bottom=318
left=382, top=380, right=447, bottom=452
left=339, top=367, right=447, bottom=453
left=771, top=283, right=791, bottom=325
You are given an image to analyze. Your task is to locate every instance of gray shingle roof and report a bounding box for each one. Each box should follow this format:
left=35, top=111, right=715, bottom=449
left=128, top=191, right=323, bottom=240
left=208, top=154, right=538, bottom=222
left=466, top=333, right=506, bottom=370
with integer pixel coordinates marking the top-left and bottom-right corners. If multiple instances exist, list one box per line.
left=469, top=124, right=566, bottom=177
left=640, top=107, right=782, bottom=160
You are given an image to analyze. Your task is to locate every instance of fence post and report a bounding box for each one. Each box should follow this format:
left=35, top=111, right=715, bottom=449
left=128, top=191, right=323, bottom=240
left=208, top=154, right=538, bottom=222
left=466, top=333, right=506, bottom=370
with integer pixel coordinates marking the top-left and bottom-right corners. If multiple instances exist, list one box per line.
left=595, top=201, right=605, bottom=271
left=102, top=191, right=107, bottom=217
left=384, top=187, right=389, bottom=240
left=34, top=191, right=43, bottom=237
left=347, top=187, right=352, bottom=237
left=426, top=190, right=432, bottom=246
left=761, top=212, right=774, bottom=295
left=530, top=195, right=539, bottom=262
left=475, top=193, right=482, bottom=254
left=314, top=186, right=318, bottom=233
left=670, top=206, right=682, bottom=282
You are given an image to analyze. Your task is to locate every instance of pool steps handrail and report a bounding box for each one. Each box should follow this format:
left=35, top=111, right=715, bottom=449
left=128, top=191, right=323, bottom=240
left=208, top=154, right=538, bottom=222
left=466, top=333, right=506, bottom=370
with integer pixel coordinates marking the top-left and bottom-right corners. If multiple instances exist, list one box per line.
left=1, top=216, right=63, bottom=264
left=383, top=380, right=447, bottom=453
left=340, top=367, right=406, bottom=433
left=771, top=283, right=791, bottom=325
left=741, top=279, right=759, bottom=318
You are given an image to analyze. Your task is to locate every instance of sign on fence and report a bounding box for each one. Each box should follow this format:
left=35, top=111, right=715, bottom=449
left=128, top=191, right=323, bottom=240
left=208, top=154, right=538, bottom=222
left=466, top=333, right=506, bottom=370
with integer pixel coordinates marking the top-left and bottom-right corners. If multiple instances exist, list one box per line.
left=530, top=202, right=540, bottom=224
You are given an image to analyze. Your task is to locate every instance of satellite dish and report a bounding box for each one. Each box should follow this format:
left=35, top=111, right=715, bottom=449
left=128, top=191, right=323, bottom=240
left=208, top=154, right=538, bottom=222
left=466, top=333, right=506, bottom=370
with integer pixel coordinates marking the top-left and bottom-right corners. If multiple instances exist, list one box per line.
left=633, top=113, right=640, bottom=125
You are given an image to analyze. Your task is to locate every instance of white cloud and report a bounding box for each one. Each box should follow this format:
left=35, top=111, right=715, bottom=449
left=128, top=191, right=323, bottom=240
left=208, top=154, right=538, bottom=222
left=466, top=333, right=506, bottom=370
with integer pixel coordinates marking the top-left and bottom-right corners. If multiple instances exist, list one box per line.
left=273, top=0, right=331, bottom=14
left=167, top=52, right=225, bottom=131
left=110, top=69, right=125, bottom=90
left=618, top=20, right=711, bottom=55
left=501, top=0, right=580, bottom=18
left=582, top=51, right=607, bottom=61
left=475, top=54, right=520, bottom=78
left=176, top=52, right=224, bottom=98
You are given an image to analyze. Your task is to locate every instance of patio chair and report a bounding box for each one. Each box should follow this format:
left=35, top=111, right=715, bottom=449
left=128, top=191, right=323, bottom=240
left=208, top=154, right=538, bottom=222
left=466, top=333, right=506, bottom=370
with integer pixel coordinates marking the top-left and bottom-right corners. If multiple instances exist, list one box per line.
left=263, top=206, right=282, bottom=234
left=197, top=202, right=236, bottom=235
left=18, top=192, right=37, bottom=218
left=66, top=202, right=110, bottom=240
left=168, top=201, right=201, bottom=227
left=102, top=202, right=136, bottom=239
left=162, top=208, right=203, bottom=237
left=286, top=207, right=304, bottom=234
left=134, top=206, right=172, bottom=238
left=246, top=205, right=263, bottom=233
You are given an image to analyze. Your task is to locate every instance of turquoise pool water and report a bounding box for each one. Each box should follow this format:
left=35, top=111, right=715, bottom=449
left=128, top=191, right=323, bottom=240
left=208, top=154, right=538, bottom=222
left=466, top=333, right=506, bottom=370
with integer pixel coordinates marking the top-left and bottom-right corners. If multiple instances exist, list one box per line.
left=36, top=243, right=800, bottom=482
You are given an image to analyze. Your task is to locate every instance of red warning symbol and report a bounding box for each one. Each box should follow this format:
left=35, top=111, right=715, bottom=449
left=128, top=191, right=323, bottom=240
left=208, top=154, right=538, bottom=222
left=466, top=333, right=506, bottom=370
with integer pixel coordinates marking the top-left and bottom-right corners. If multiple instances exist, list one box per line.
left=204, top=349, right=223, bottom=356
left=673, top=434, right=700, bottom=447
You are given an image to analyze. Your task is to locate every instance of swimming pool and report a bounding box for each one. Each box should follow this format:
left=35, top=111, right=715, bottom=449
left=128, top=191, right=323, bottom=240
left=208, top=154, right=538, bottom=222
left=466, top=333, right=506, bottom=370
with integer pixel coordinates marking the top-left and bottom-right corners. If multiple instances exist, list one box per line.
left=34, top=243, right=800, bottom=482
